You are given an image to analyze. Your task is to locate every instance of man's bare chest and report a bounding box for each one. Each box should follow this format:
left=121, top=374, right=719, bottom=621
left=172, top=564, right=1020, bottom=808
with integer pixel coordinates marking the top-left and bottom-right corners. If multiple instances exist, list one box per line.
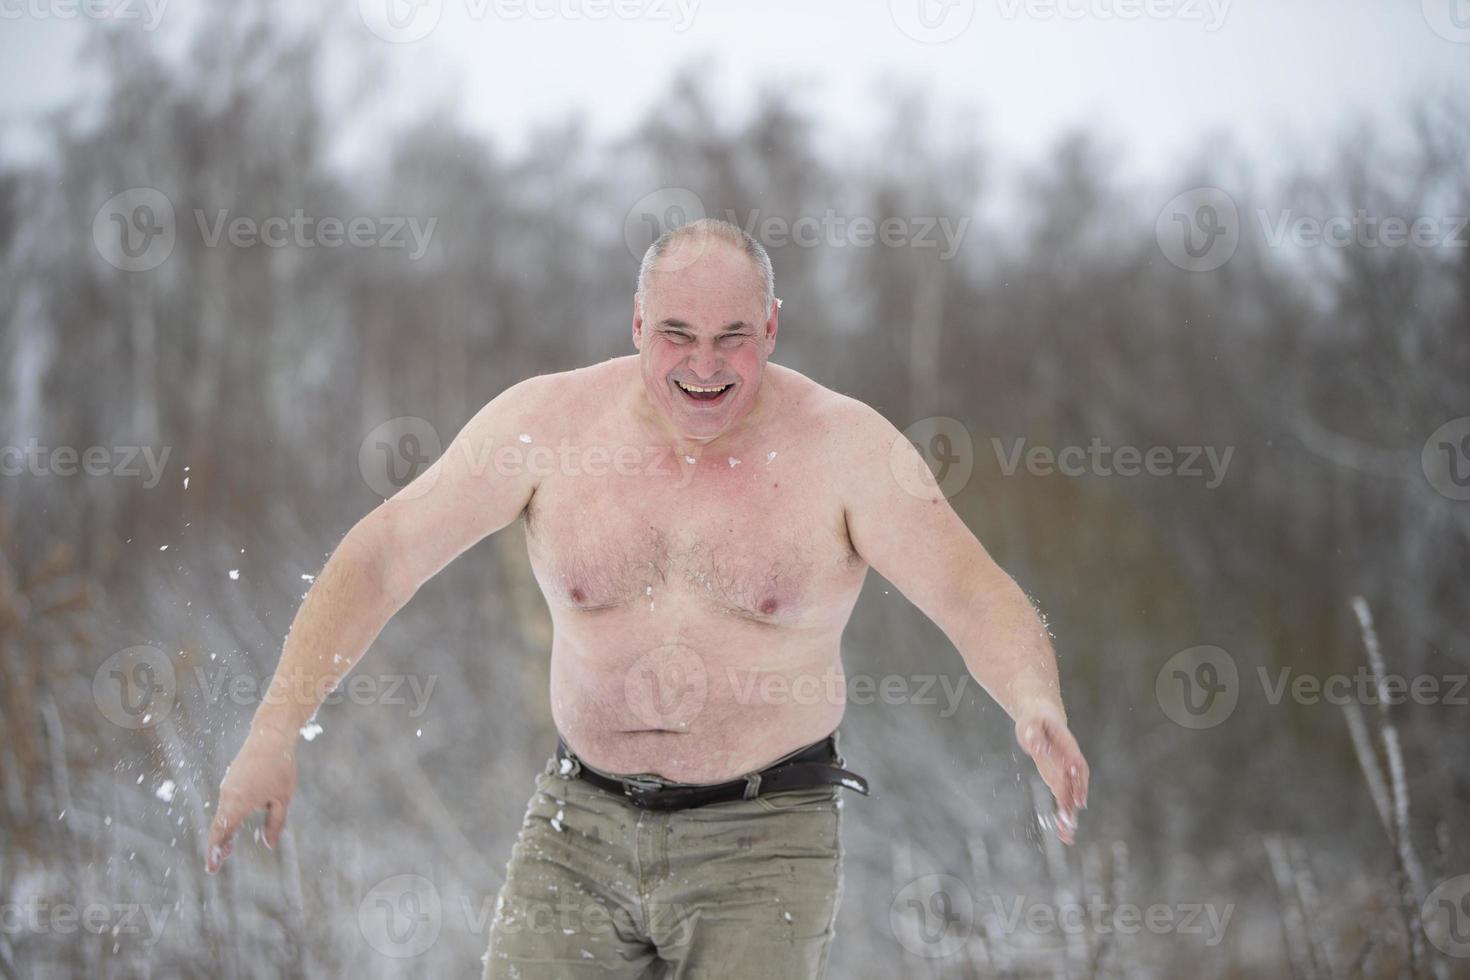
left=522, top=454, right=860, bottom=621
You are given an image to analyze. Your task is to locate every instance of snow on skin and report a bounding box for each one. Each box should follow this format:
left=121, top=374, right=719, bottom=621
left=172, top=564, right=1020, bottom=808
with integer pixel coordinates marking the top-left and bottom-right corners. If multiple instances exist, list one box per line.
left=766, top=451, right=777, bottom=463
left=300, top=721, right=323, bottom=741
left=518, top=433, right=532, bottom=444
left=728, top=457, right=740, bottom=468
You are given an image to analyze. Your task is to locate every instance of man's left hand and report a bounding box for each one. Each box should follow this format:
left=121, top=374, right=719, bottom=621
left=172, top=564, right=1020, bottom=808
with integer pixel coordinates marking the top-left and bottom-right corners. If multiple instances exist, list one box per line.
left=1014, top=701, right=1089, bottom=846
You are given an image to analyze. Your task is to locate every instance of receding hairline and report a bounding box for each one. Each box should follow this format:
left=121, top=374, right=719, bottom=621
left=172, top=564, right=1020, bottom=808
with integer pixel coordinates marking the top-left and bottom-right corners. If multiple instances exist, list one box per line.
left=635, top=217, right=775, bottom=314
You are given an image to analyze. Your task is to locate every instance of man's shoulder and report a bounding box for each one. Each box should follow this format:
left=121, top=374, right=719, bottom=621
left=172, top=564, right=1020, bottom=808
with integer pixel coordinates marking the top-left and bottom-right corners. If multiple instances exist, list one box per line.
left=767, top=363, right=894, bottom=442
left=495, top=357, right=633, bottom=415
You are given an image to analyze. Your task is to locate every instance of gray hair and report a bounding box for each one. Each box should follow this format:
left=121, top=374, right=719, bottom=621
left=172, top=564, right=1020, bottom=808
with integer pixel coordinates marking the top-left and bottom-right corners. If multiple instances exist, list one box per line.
left=636, top=217, right=776, bottom=316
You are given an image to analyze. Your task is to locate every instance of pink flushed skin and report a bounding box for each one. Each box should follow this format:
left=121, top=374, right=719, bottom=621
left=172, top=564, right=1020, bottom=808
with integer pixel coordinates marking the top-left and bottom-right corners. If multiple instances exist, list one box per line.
left=631, top=238, right=779, bottom=450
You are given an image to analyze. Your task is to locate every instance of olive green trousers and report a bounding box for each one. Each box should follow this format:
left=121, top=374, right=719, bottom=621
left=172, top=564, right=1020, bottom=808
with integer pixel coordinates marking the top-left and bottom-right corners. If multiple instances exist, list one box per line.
left=482, top=751, right=845, bottom=979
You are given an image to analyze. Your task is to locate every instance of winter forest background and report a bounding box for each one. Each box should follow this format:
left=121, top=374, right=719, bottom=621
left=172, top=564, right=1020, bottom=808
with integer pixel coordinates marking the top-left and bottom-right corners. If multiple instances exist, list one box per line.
left=2, top=1, right=1469, bottom=977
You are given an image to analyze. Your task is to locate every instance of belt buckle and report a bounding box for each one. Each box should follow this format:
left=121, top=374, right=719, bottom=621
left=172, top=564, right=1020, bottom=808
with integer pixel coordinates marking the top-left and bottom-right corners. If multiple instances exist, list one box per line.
left=621, top=776, right=666, bottom=806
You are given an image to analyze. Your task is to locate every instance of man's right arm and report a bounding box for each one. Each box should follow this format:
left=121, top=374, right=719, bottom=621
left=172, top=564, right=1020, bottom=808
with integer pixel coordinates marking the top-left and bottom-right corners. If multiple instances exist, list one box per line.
left=205, top=375, right=549, bottom=872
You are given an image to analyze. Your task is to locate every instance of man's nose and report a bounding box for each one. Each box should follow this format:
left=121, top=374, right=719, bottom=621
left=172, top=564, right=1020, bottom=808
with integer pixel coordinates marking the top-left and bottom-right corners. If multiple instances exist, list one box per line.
left=687, top=346, right=723, bottom=381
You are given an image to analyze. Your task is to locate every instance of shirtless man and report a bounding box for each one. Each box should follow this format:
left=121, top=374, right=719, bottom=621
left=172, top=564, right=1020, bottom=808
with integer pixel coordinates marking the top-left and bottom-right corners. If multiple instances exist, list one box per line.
left=206, top=218, right=1089, bottom=978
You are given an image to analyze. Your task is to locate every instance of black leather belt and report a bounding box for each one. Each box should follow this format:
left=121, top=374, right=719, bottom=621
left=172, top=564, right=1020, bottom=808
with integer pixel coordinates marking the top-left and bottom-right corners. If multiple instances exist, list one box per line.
left=554, top=733, right=870, bottom=811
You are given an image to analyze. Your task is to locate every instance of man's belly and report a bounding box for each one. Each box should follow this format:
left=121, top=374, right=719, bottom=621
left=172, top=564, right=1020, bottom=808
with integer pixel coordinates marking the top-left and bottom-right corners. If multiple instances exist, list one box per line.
left=547, top=617, right=847, bottom=783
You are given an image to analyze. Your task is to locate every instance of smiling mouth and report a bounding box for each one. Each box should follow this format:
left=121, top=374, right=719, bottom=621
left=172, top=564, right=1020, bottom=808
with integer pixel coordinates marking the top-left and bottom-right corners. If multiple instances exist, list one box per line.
left=674, top=379, right=734, bottom=404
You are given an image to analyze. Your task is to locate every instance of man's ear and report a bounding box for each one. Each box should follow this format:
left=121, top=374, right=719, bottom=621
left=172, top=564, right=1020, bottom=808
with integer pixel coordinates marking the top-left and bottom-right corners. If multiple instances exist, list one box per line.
left=632, top=294, right=645, bottom=349
left=763, top=297, right=781, bottom=352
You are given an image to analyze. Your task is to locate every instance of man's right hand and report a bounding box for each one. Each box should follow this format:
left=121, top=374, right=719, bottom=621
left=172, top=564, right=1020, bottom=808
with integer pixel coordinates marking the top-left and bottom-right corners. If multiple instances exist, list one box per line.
left=206, top=722, right=298, bottom=873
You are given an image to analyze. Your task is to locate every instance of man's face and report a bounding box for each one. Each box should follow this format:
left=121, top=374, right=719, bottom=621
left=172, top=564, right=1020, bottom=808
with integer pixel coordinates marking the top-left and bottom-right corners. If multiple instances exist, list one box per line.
left=632, top=238, right=778, bottom=443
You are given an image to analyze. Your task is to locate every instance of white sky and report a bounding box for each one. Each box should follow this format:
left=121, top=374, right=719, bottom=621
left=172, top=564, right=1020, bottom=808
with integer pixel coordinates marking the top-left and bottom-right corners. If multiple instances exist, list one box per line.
left=1, top=0, right=1467, bottom=178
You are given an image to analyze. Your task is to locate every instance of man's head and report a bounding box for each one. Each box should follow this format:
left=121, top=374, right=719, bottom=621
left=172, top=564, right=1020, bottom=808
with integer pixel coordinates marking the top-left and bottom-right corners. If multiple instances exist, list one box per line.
left=632, top=218, right=779, bottom=444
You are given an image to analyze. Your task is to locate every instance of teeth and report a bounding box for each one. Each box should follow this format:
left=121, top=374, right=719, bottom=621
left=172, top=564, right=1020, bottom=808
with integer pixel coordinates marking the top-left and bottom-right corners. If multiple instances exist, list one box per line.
left=677, top=381, right=730, bottom=393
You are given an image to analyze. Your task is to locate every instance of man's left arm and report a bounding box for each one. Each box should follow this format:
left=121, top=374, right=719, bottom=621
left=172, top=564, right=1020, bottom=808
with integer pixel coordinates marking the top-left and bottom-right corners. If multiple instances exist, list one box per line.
left=837, top=400, right=1089, bottom=844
